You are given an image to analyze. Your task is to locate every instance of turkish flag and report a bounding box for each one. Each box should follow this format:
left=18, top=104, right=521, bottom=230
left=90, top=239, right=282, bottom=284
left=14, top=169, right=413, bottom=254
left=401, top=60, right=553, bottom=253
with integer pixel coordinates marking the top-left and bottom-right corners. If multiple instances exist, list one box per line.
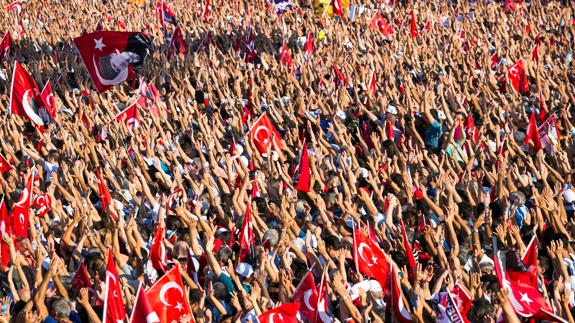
left=0, top=32, right=11, bottom=59
left=11, top=172, right=33, bottom=238
left=249, top=113, right=284, bottom=154
left=258, top=303, right=300, bottom=323
left=368, top=71, right=377, bottom=97
left=524, top=111, right=542, bottom=153
left=114, top=101, right=140, bottom=128
left=399, top=219, right=417, bottom=283
left=137, top=81, right=161, bottom=117
left=521, top=236, right=538, bottom=288
left=40, top=81, right=57, bottom=121
left=104, top=249, right=127, bottom=323
left=0, top=196, right=11, bottom=270
left=295, top=140, right=311, bottom=192
left=332, top=0, right=343, bottom=16
left=279, top=42, right=293, bottom=69
left=150, top=225, right=168, bottom=272
left=333, top=63, right=348, bottom=88
left=96, top=169, right=113, bottom=216
left=238, top=201, right=254, bottom=263
left=449, top=283, right=472, bottom=323
left=390, top=266, right=413, bottom=323
left=74, top=31, right=152, bottom=93
left=202, top=0, right=211, bottom=21
left=0, top=153, right=14, bottom=175
left=145, top=265, right=191, bottom=323
left=490, top=53, right=500, bottom=69
left=168, top=27, right=186, bottom=59
left=303, top=32, right=314, bottom=59
left=291, top=272, right=318, bottom=322
left=507, top=59, right=529, bottom=94
left=369, top=11, right=393, bottom=39
left=9, top=61, right=45, bottom=129
left=71, top=261, right=93, bottom=293
left=410, top=11, right=418, bottom=38
left=155, top=1, right=177, bottom=26
left=130, top=284, right=160, bottom=323
left=352, top=228, right=390, bottom=295
left=494, top=250, right=563, bottom=321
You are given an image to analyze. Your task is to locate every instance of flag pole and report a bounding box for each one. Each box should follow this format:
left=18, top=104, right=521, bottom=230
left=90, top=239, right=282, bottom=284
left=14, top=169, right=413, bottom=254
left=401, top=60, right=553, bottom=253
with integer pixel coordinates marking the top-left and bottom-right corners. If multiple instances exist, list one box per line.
left=352, top=221, right=360, bottom=275
left=102, top=274, right=110, bottom=323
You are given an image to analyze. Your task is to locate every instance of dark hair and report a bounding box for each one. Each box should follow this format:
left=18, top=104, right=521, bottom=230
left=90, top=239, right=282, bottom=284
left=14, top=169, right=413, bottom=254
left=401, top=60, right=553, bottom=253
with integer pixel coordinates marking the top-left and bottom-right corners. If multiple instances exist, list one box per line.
left=324, top=235, right=342, bottom=251
left=467, top=298, right=494, bottom=322
left=188, top=288, right=203, bottom=304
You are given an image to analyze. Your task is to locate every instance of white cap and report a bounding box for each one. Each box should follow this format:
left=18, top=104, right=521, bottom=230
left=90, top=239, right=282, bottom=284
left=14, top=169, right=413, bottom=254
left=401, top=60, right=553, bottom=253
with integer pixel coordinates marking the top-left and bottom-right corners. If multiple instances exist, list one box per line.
left=236, top=262, right=254, bottom=278
left=336, top=110, right=347, bottom=120
left=387, top=105, right=398, bottom=115
left=359, top=168, right=369, bottom=178
left=564, top=188, right=575, bottom=204
left=437, top=110, right=447, bottom=120
left=215, top=227, right=229, bottom=236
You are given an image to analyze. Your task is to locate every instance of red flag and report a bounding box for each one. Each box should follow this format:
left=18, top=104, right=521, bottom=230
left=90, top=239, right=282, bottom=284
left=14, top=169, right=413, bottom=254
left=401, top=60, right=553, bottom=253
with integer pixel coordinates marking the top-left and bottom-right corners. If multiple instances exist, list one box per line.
left=145, top=266, right=191, bottom=323
left=11, top=172, right=33, bottom=238
left=0, top=153, right=13, bottom=175
left=279, top=42, right=293, bottom=68
left=96, top=169, right=114, bottom=218
left=238, top=201, right=254, bottom=262
left=391, top=266, right=413, bottom=323
left=410, top=11, right=418, bottom=38
left=74, top=31, right=152, bottom=93
left=303, top=32, right=314, bottom=59
left=449, top=283, right=472, bottom=323
left=155, top=1, right=177, bottom=26
left=332, top=0, right=343, bottom=16
left=0, top=32, right=12, bottom=59
left=150, top=225, right=168, bottom=272
left=291, top=272, right=318, bottom=322
left=249, top=113, right=284, bottom=154
left=368, top=71, right=377, bottom=97
left=258, top=303, right=300, bottom=323
left=369, top=11, right=393, bottom=39
left=524, top=111, right=542, bottom=153
left=168, top=27, right=186, bottom=59
left=202, top=0, right=211, bottom=21
left=352, top=228, right=390, bottom=295
left=494, top=250, right=563, bottom=321
left=130, top=285, right=160, bottom=323
left=531, top=44, right=539, bottom=62
left=333, top=63, right=348, bottom=88
left=466, top=114, right=479, bottom=143
left=399, top=219, right=416, bottom=283
left=505, top=0, right=516, bottom=12
left=9, top=61, right=45, bottom=129
left=0, top=196, right=11, bottom=270
left=114, top=101, right=140, bottom=128
left=522, top=236, right=537, bottom=269
left=295, top=140, right=311, bottom=192
left=104, top=249, right=127, bottom=323
left=117, top=17, right=126, bottom=30
left=6, top=1, right=21, bottom=15
left=251, top=179, right=260, bottom=198
left=71, top=261, right=93, bottom=292
left=507, top=59, right=529, bottom=94
left=40, top=81, right=57, bottom=121
left=490, top=53, right=500, bottom=69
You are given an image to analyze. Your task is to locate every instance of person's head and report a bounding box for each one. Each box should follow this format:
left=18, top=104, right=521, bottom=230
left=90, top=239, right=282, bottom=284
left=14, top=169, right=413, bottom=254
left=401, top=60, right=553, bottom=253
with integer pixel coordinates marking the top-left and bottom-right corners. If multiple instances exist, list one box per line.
left=216, top=246, right=232, bottom=265
left=50, top=298, right=72, bottom=323
left=324, top=235, right=342, bottom=258
left=467, top=298, right=495, bottom=323
left=188, top=288, right=203, bottom=313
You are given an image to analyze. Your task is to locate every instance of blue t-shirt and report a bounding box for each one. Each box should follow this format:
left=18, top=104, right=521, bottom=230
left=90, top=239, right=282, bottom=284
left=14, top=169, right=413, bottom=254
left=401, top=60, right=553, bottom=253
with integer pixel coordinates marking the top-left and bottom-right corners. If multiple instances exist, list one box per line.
left=424, top=120, right=446, bottom=150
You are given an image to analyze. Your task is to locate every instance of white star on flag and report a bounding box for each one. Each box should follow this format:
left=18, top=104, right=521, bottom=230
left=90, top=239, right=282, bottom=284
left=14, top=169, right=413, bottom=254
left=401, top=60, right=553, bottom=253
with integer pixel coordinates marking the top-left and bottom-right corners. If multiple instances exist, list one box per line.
left=94, top=38, right=105, bottom=51
left=520, top=292, right=533, bottom=305
left=175, top=302, right=184, bottom=311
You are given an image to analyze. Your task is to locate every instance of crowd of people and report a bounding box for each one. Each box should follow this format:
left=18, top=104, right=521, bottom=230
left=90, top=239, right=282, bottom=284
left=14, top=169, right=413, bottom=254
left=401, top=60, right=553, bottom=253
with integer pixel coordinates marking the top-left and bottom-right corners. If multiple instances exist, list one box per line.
left=0, top=0, right=574, bottom=322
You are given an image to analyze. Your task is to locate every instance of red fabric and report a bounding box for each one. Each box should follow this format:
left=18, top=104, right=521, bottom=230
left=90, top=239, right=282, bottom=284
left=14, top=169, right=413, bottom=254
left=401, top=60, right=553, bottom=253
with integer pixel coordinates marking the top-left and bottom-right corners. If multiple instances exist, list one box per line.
left=332, top=0, right=343, bottom=16
left=150, top=225, right=168, bottom=272
left=9, top=61, right=44, bottom=130
left=71, top=261, right=93, bottom=292
left=390, top=266, right=413, bottom=323
left=202, top=0, right=211, bottom=21
left=96, top=169, right=114, bottom=220
left=11, top=172, right=33, bottom=238
left=155, top=1, right=177, bottom=26
left=369, top=11, right=393, bottom=39
left=295, top=140, right=311, bottom=192
left=522, top=236, right=538, bottom=288
left=145, top=266, right=191, bottom=323
left=168, top=27, right=187, bottom=59
left=114, top=101, right=140, bottom=128
left=130, top=285, right=161, bottom=323
left=466, top=114, right=479, bottom=143
left=524, top=111, right=542, bottom=153
left=104, top=249, right=126, bottom=323
left=0, top=153, right=13, bottom=175
left=333, top=63, right=348, bottom=88
left=0, top=32, right=11, bottom=59
left=249, top=113, right=284, bottom=154
left=74, top=31, right=150, bottom=93
left=410, top=11, right=418, bottom=38
left=40, top=81, right=57, bottom=121
left=450, top=283, right=472, bottom=323
left=279, top=42, right=293, bottom=68
left=368, top=71, right=377, bottom=97
left=399, top=219, right=416, bottom=283
left=238, top=201, right=254, bottom=262
left=353, top=228, right=390, bottom=295
left=291, top=272, right=318, bottom=322
left=303, top=32, right=314, bottom=57
left=507, top=59, right=529, bottom=94
left=258, top=303, right=300, bottom=323
left=0, top=197, right=11, bottom=270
